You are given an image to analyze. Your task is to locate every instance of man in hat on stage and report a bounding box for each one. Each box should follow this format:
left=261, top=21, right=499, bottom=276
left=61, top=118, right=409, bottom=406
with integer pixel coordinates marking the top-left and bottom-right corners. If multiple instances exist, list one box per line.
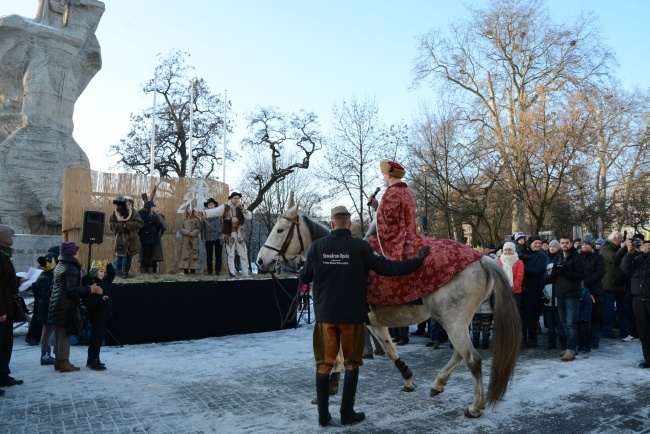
left=199, top=192, right=253, bottom=277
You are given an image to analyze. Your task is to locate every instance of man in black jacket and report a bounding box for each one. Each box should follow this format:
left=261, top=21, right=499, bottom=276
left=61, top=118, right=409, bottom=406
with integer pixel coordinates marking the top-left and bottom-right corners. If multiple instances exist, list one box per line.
left=552, top=236, right=586, bottom=361
left=300, top=206, right=429, bottom=427
left=621, top=235, right=650, bottom=368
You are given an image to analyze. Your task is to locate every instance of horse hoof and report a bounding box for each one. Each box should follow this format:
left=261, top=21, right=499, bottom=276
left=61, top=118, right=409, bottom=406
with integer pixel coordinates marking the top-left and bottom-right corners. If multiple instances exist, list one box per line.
left=429, top=388, right=443, bottom=397
left=464, top=408, right=482, bottom=418
left=402, top=385, right=416, bottom=392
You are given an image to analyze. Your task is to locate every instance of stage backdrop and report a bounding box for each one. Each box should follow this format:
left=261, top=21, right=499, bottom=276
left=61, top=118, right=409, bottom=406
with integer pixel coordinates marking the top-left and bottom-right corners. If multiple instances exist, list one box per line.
left=105, top=278, right=298, bottom=345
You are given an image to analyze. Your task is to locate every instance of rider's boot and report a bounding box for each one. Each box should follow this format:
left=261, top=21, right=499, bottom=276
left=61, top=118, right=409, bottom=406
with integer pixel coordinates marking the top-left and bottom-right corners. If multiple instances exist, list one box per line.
left=316, top=372, right=331, bottom=427
left=340, top=368, right=365, bottom=426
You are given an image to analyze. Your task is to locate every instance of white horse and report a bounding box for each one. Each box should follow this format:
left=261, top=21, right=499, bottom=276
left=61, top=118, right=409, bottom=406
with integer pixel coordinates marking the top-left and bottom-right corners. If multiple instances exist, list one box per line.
left=257, top=205, right=521, bottom=418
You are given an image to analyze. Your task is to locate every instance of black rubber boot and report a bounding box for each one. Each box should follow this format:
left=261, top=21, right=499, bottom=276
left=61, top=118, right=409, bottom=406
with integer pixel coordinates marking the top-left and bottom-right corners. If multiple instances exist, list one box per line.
left=316, top=373, right=331, bottom=427
left=340, top=369, right=365, bottom=426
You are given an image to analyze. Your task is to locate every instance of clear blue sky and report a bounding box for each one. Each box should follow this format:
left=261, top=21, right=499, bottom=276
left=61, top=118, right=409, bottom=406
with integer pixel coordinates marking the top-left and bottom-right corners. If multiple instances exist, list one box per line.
left=2, top=0, right=649, bottom=190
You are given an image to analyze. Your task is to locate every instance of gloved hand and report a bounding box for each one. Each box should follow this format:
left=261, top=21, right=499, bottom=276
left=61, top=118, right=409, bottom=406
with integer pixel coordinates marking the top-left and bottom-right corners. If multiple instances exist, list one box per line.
left=554, top=263, right=564, bottom=274
left=416, top=246, right=430, bottom=262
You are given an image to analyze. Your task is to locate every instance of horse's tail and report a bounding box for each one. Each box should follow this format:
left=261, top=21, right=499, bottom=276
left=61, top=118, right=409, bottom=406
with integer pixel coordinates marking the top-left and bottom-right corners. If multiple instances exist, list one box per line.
left=481, top=256, right=521, bottom=405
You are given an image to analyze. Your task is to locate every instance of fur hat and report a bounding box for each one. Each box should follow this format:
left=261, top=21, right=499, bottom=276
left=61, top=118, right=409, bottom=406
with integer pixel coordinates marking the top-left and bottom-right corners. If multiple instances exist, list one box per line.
left=502, top=242, right=516, bottom=253
left=60, top=242, right=78, bottom=256
left=330, top=205, right=351, bottom=219
left=228, top=192, right=242, bottom=200
left=124, top=196, right=135, bottom=205
left=0, top=224, right=14, bottom=248
left=380, top=160, right=405, bottom=179
left=549, top=240, right=561, bottom=249
left=204, top=197, right=218, bottom=207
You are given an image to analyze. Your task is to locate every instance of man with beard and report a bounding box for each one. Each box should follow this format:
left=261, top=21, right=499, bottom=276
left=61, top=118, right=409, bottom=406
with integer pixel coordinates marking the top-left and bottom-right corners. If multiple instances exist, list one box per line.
left=551, top=236, right=586, bottom=361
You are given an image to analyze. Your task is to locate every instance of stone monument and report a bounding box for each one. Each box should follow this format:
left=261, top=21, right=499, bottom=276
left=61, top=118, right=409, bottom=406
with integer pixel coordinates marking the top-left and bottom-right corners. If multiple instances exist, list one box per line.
left=0, top=0, right=105, bottom=234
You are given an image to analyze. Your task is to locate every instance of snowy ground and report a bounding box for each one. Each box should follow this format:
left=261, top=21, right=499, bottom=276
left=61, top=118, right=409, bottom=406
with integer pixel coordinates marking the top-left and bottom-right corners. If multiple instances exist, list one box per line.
left=2, top=320, right=649, bottom=434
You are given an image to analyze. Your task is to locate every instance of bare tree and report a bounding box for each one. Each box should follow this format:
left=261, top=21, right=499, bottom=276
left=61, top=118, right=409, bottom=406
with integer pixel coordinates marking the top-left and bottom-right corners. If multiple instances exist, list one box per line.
left=413, top=0, right=614, bottom=233
left=110, top=50, right=231, bottom=178
left=241, top=106, right=322, bottom=212
left=319, top=96, right=406, bottom=236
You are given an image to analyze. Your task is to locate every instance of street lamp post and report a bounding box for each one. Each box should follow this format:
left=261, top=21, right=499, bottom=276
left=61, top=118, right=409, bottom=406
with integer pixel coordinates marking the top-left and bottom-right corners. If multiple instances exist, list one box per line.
left=421, top=164, right=430, bottom=236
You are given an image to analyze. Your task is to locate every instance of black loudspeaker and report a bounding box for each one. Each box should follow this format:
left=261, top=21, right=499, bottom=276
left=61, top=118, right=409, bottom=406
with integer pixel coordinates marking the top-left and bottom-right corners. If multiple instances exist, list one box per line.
left=81, top=211, right=105, bottom=244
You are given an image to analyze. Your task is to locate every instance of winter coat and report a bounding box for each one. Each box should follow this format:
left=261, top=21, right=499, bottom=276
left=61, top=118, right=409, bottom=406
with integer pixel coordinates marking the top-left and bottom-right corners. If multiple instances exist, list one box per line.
left=523, top=249, right=546, bottom=292
left=621, top=251, right=650, bottom=300
left=0, top=255, right=18, bottom=319
left=600, top=241, right=627, bottom=293
left=109, top=208, right=144, bottom=257
left=551, top=247, right=586, bottom=299
left=178, top=216, right=201, bottom=270
left=138, top=208, right=161, bottom=246
left=581, top=250, right=605, bottom=319
left=82, top=263, right=115, bottom=322
left=496, top=256, right=524, bottom=294
left=201, top=215, right=223, bottom=242
left=578, top=288, right=593, bottom=323
left=300, top=228, right=423, bottom=323
left=47, top=255, right=92, bottom=327
left=145, top=213, right=169, bottom=264
left=33, top=270, right=54, bottom=325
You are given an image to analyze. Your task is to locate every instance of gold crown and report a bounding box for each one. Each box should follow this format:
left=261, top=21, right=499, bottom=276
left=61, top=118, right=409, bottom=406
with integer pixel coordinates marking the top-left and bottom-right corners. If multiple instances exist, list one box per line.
left=41, top=257, right=56, bottom=272
left=90, top=259, right=108, bottom=271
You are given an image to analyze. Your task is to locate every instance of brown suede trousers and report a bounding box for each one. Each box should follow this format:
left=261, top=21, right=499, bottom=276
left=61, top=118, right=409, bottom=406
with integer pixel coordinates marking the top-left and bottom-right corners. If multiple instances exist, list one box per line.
left=313, top=322, right=365, bottom=375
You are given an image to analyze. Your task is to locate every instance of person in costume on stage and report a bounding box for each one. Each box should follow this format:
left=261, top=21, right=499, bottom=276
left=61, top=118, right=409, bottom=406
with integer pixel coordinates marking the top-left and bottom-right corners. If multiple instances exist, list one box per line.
left=366, top=160, right=483, bottom=306
left=198, top=192, right=253, bottom=277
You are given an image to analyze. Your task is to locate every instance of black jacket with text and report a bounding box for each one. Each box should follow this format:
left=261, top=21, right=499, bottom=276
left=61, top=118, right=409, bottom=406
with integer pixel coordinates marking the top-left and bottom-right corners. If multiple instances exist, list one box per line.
left=299, top=229, right=423, bottom=324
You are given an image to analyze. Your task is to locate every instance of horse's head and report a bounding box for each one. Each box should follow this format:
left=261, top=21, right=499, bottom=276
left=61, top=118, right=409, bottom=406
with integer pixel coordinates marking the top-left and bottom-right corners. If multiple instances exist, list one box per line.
left=257, top=204, right=303, bottom=272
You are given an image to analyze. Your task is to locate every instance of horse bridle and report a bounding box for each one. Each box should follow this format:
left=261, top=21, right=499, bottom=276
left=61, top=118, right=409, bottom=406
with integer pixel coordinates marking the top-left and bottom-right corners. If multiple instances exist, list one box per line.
left=261, top=214, right=305, bottom=266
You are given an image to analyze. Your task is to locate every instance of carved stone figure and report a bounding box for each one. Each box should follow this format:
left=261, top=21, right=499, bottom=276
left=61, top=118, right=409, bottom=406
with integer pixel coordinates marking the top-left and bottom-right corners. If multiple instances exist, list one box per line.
left=0, top=0, right=105, bottom=234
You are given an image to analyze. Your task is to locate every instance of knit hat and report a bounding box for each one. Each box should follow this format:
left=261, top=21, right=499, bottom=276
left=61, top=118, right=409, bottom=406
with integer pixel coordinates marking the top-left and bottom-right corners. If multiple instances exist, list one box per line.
left=582, top=234, right=593, bottom=244
left=0, top=224, right=14, bottom=248
left=528, top=235, right=541, bottom=243
left=549, top=240, right=561, bottom=249
left=60, top=242, right=78, bottom=256
left=380, top=160, right=405, bottom=179
left=513, top=231, right=526, bottom=242
left=502, top=242, right=516, bottom=253
left=595, top=238, right=605, bottom=245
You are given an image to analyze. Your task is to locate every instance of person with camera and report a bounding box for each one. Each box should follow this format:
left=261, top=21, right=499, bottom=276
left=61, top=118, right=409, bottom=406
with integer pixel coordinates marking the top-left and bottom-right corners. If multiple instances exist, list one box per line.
left=621, top=234, right=650, bottom=369
left=300, top=205, right=430, bottom=427
left=551, top=236, right=586, bottom=361
left=600, top=231, right=630, bottom=339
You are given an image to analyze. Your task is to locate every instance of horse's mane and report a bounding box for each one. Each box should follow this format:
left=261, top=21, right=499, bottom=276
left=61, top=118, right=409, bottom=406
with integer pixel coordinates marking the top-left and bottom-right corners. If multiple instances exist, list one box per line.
left=299, top=213, right=330, bottom=242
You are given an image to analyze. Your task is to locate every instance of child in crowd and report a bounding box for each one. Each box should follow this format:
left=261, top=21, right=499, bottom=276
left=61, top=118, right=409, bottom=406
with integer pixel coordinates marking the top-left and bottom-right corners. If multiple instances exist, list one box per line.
left=82, top=260, right=114, bottom=370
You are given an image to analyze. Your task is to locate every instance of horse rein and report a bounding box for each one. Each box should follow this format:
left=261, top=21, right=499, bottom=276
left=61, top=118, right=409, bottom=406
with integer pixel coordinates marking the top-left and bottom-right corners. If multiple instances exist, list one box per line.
left=261, top=214, right=306, bottom=266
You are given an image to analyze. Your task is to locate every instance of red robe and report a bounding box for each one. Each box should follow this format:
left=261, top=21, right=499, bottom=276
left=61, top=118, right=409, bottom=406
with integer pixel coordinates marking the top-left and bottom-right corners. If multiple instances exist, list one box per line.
left=367, top=182, right=483, bottom=305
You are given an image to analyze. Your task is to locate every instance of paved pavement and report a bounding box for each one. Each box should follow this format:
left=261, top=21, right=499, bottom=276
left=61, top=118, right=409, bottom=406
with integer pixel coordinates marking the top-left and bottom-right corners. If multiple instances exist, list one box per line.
left=1, top=323, right=650, bottom=434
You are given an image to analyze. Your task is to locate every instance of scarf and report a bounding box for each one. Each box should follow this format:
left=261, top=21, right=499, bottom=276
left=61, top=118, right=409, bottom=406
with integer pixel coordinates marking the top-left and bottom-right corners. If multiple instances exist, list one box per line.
left=114, top=207, right=133, bottom=222
left=499, top=252, right=519, bottom=286
left=0, top=247, right=13, bottom=258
